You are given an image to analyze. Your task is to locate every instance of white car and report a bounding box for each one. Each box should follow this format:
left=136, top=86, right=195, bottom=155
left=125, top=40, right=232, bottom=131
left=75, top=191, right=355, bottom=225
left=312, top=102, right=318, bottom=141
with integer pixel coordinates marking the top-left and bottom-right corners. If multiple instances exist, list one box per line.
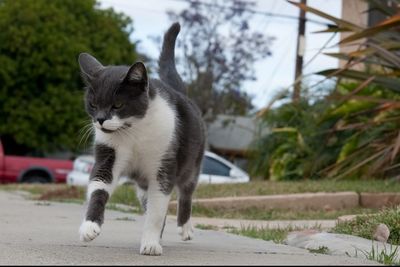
left=198, top=151, right=249, bottom=184
left=67, top=151, right=249, bottom=186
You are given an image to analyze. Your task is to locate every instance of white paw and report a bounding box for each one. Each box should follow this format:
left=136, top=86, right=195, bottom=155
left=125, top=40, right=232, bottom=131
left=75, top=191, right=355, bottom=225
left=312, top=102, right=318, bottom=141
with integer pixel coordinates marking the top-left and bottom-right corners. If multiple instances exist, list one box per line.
left=178, top=221, right=194, bottom=241
left=140, top=239, right=163, bottom=256
left=79, top=221, right=101, bottom=242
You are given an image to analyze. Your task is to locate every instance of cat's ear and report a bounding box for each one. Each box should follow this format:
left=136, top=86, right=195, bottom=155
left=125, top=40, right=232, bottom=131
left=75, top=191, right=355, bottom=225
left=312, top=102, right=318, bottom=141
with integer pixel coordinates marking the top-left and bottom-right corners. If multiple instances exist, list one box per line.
left=78, top=53, right=104, bottom=81
left=124, top=62, right=148, bottom=89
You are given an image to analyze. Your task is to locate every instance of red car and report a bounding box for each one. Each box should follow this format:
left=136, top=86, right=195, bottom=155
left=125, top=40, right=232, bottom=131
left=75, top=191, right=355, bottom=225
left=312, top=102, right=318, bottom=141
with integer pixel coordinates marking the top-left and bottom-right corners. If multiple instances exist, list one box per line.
left=0, top=139, right=73, bottom=183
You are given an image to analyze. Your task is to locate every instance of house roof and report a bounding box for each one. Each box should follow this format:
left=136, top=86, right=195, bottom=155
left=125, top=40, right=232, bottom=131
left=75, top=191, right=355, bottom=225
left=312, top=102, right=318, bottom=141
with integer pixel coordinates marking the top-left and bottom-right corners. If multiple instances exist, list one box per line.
left=207, top=114, right=262, bottom=152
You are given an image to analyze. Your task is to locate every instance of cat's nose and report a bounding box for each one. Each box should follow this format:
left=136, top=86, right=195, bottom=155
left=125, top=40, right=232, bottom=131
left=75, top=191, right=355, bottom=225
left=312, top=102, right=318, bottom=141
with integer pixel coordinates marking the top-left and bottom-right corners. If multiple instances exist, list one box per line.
left=97, top=118, right=106, bottom=126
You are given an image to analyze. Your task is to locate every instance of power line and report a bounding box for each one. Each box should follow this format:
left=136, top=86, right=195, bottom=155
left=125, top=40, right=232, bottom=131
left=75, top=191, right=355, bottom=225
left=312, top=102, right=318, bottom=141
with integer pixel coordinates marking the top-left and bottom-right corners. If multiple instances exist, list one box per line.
left=303, top=32, right=337, bottom=71
left=260, top=0, right=279, bottom=32
left=259, top=27, right=298, bottom=102
left=169, top=0, right=333, bottom=26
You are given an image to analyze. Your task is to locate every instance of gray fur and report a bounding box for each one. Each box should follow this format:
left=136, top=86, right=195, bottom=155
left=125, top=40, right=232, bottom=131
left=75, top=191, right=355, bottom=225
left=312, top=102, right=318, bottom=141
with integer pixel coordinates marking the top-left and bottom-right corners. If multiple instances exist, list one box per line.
left=81, top=61, right=153, bottom=127
left=90, top=144, right=115, bottom=184
left=85, top=189, right=109, bottom=225
left=158, top=23, right=186, bottom=94
left=83, top=144, right=115, bottom=224
left=79, top=22, right=205, bottom=238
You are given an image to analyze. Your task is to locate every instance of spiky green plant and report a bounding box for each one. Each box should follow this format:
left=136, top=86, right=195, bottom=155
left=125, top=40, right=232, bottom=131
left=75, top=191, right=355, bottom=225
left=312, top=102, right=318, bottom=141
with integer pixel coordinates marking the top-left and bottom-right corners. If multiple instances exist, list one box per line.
left=290, top=0, right=400, bottom=180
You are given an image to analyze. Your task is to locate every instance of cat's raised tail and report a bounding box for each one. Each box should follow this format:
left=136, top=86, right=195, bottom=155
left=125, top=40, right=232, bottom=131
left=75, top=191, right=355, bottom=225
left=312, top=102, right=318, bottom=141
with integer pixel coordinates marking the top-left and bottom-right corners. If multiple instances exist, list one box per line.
left=158, top=22, right=186, bottom=94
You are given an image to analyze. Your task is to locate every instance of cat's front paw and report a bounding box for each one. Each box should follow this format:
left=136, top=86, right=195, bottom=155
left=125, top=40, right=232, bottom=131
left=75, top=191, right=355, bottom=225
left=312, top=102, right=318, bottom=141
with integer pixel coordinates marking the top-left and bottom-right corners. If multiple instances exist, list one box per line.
left=79, top=221, right=101, bottom=242
left=140, top=239, right=163, bottom=256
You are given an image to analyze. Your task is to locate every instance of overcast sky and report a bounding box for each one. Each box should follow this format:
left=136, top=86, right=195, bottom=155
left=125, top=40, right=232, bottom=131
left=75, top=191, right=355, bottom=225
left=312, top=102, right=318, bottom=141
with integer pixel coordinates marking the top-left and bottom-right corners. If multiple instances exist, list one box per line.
left=98, top=0, right=342, bottom=110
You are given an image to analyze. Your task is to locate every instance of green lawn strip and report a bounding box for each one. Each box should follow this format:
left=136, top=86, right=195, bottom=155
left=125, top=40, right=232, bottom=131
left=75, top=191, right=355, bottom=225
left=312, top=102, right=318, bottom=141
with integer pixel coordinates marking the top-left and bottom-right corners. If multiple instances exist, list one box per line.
left=2, top=180, right=400, bottom=201
left=185, top=205, right=377, bottom=221
left=0, top=184, right=63, bottom=196
left=332, top=206, right=400, bottom=245
left=193, top=180, right=400, bottom=199
left=0, top=182, right=386, bottom=221
left=0, top=184, right=140, bottom=207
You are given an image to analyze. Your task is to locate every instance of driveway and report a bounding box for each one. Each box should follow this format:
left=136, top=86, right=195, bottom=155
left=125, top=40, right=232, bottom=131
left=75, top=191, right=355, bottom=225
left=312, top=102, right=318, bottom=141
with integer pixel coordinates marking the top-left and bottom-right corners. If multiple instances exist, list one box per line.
left=0, top=191, right=376, bottom=265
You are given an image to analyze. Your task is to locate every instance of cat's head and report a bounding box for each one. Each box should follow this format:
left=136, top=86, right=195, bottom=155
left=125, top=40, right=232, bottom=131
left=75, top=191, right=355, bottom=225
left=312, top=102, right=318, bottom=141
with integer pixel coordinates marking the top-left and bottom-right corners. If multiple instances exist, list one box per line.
left=78, top=53, right=149, bottom=133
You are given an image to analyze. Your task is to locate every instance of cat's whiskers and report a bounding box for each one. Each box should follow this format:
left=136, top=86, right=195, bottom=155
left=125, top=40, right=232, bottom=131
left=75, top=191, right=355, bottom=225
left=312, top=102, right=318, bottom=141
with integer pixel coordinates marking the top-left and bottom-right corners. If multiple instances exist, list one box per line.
left=77, top=123, right=91, bottom=144
left=78, top=122, right=92, bottom=134
left=79, top=118, right=93, bottom=126
left=83, top=127, right=95, bottom=147
left=78, top=123, right=95, bottom=149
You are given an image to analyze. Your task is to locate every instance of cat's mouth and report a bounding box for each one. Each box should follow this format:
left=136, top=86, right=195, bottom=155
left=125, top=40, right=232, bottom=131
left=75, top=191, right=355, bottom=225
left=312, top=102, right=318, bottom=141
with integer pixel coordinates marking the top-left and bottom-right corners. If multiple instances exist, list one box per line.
left=100, top=128, right=116, bottom=133
left=99, top=123, right=131, bottom=134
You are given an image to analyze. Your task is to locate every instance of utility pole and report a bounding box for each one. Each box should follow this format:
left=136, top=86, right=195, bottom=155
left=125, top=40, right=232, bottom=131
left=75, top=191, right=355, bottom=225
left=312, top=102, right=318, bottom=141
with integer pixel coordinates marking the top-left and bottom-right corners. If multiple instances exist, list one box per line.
left=293, top=0, right=307, bottom=103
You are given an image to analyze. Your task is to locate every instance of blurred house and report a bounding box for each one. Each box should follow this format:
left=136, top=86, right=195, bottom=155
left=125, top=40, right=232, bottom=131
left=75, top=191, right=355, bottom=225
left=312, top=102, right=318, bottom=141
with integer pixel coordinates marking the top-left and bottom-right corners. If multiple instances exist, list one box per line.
left=207, top=114, right=267, bottom=170
left=340, top=0, right=399, bottom=69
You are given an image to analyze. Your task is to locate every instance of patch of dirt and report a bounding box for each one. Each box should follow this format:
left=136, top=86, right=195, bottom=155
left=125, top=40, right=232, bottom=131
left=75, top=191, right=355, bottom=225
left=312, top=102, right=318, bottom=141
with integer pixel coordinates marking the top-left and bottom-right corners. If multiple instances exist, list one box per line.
left=38, top=186, right=83, bottom=201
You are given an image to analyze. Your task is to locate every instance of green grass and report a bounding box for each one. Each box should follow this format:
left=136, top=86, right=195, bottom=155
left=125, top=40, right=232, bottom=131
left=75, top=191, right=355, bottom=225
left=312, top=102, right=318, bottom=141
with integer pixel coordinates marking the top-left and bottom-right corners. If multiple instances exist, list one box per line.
left=333, top=206, right=400, bottom=245
left=228, top=225, right=321, bottom=244
left=109, top=185, right=140, bottom=207
left=0, top=181, right=389, bottom=220
left=0, top=183, right=140, bottom=207
left=3, top=180, right=400, bottom=201
left=308, top=246, right=330, bottom=254
left=359, top=243, right=400, bottom=265
left=195, top=224, right=219, bottom=230
left=193, top=180, right=400, bottom=199
left=184, top=205, right=377, bottom=221
left=0, top=183, right=64, bottom=195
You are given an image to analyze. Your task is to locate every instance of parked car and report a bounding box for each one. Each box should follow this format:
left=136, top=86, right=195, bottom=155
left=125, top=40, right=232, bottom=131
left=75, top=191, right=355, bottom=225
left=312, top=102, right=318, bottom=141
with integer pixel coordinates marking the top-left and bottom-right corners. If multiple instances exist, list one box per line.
left=67, top=151, right=249, bottom=186
left=199, top=151, right=250, bottom=184
left=0, top=138, right=73, bottom=183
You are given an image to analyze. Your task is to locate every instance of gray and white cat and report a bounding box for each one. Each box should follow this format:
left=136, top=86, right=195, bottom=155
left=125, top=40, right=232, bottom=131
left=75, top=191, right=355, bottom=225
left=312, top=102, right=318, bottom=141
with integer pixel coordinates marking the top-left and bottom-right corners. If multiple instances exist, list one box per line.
left=77, top=23, right=206, bottom=256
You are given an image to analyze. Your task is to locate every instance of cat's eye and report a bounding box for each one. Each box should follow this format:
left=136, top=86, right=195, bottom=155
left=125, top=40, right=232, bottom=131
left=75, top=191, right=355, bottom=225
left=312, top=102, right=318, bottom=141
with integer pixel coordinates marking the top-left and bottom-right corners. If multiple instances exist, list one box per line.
left=89, top=102, right=96, bottom=109
left=113, top=102, right=123, bottom=109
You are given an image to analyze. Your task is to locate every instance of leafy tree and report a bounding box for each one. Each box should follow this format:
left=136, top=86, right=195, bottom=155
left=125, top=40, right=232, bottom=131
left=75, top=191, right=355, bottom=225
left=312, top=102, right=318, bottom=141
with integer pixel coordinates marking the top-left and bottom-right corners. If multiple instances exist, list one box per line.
left=168, top=0, right=274, bottom=122
left=0, top=0, right=138, bottom=154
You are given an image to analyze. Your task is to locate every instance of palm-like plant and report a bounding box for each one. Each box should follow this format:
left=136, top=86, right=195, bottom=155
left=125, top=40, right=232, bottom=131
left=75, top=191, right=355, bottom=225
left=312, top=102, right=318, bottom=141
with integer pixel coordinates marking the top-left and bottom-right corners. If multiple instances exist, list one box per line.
left=251, top=1, right=400, bottom=180
left=291, top=0, right=400, bottom=180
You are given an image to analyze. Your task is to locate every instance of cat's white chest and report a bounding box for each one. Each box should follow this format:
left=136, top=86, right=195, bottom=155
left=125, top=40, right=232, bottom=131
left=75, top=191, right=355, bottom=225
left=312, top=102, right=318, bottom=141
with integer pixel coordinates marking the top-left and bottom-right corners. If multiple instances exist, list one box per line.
left=94, top=94, right=176, bottom=179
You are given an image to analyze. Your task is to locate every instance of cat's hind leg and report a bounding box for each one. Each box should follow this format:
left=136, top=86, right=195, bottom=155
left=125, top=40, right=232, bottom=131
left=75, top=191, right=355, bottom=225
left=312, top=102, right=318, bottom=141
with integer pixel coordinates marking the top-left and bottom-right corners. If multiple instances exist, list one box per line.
left=177, top=179, right=197, bottom=241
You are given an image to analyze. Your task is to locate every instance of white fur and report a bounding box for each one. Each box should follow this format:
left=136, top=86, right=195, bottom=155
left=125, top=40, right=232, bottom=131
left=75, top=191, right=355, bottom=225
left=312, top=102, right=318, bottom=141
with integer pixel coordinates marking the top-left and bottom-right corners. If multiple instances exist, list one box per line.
left=95, top=115, right=124, bottom=131
left=79, top=221, right=101, bottom=242
left=178, top=219, right=194, bottom=241
left=94, top=94, right=176, bottom=181
left=94, top=94, right=176, bottom=255
left=80, top=181, right=115, bottom=243
left=140, top=183, right=171, bottom=255
left=140, top=239, right=163, bottom=256
left=86, top=180, right=113, bottom=199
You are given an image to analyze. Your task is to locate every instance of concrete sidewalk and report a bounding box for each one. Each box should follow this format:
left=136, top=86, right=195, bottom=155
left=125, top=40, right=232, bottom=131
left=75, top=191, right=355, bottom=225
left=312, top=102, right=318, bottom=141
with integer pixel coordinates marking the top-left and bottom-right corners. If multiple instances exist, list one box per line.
left=0, top=191, right=377, bottom=265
